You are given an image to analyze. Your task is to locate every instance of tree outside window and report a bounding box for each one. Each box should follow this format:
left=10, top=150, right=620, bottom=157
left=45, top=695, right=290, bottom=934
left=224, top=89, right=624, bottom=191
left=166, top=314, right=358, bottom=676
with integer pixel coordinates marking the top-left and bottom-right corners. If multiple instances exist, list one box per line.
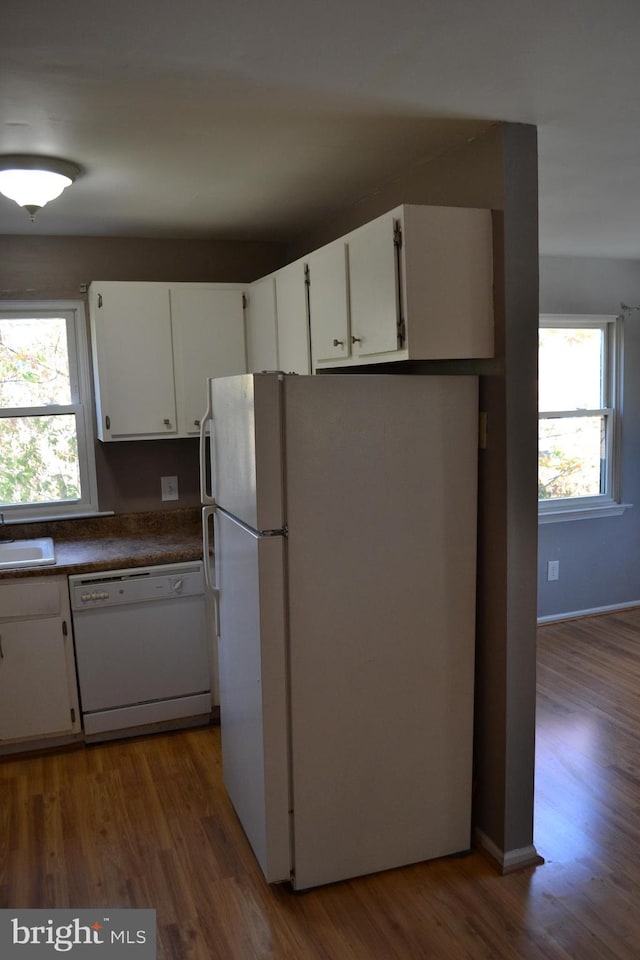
left=0, top=303, right=98, bottom=519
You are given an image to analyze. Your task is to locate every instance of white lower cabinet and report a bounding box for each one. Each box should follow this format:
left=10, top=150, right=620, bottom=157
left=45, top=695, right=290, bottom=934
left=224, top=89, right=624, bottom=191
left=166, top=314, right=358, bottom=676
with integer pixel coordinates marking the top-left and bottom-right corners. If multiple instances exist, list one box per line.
left=89, top=281, right=247, bottom=440
left=0, top=576, right=81, bottom=747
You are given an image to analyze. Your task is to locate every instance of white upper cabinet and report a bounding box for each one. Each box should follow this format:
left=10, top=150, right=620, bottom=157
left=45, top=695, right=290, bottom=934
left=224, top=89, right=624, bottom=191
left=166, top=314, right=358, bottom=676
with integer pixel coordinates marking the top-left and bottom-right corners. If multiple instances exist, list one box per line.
left=90, top=282, right=177, bottom=440
left=399, top=204, right=494, bottom=360
left=171, top=287, right=246, bottom=436
left=274, top=260, right=311, bottom=374
left=89, top=282, right=247, bottom=440
left=245, top=275, right=278, bottom=373
left=89, top=203, right=493, bottom=430
left=306, top=241, right=351, bottom=365
left=348, top=211, right=401, bottom=359
left=246, top=265, right=312, bottom=375
left=310, top=204, right=494, bottom=370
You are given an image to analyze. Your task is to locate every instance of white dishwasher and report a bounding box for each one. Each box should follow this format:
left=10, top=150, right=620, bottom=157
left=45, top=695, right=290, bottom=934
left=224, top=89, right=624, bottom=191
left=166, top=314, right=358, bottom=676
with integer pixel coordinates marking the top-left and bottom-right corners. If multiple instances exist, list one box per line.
left=69, top=560, right=211, bottom=741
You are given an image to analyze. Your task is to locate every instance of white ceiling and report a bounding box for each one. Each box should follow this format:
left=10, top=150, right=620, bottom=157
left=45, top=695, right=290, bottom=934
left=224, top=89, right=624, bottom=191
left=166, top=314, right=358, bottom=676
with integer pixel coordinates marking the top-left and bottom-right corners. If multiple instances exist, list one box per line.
left=2, top=0, right=640, bottom=258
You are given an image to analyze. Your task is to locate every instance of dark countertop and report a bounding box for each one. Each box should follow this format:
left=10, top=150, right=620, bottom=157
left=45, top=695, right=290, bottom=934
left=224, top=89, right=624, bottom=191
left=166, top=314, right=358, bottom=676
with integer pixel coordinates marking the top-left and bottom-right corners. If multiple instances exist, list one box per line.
left=0, top=508, right=204, bottom=580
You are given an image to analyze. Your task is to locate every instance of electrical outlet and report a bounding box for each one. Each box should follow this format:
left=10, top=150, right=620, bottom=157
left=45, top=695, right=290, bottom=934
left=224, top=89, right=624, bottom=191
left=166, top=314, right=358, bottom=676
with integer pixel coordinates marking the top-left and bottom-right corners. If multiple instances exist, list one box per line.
left=547, top=560, right=560, bottom=582
left=161, top=475, right=179, bottom=501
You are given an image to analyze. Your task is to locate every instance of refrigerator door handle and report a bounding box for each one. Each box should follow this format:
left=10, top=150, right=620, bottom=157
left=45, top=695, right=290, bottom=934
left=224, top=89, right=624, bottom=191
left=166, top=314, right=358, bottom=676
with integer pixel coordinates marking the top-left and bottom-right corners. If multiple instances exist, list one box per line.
left=202, top=507, right=220, bottom=637
left=199, top=393, right=215, bottom=506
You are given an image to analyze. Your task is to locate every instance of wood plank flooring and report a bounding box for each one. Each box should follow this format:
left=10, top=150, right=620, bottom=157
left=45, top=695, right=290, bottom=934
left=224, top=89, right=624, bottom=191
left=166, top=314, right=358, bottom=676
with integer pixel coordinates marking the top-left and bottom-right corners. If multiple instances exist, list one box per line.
left=2, top=608, right=640, bottom=958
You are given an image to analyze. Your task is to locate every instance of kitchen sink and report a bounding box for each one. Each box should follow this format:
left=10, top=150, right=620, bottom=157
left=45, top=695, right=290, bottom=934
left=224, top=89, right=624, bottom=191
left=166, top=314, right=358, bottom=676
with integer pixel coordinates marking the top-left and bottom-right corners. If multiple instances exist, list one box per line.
left=0, top=537, right=56, bottom=569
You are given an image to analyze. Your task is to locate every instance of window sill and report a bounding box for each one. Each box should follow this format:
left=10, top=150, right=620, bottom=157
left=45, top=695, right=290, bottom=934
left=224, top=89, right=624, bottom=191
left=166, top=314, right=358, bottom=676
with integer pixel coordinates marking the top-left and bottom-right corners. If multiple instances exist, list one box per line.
left=538, top=502, right=633, bottom=524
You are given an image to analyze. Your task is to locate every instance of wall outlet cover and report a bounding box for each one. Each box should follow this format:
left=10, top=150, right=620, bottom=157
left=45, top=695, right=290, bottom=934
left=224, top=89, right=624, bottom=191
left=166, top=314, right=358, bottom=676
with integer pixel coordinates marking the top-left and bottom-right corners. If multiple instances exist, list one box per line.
left=547, top=560, right=560, bottom=582
left=161, top=476, right=179, bottom=501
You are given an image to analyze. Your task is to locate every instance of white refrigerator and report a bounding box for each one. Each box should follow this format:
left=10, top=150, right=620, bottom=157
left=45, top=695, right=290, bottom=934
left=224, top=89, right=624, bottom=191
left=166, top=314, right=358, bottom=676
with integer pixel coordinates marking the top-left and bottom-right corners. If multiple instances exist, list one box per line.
left=200, top=372, right=478, bottom=890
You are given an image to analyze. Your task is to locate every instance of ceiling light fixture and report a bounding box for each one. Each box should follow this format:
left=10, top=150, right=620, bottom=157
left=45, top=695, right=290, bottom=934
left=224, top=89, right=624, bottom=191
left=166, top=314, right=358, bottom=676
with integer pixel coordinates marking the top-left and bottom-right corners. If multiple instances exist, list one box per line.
left=0, top=155, right=82, bottom=221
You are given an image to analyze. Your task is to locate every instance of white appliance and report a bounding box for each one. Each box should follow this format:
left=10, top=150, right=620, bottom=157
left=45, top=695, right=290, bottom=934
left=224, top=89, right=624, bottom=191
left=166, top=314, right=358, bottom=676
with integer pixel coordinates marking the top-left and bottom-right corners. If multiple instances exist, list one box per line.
left=200, top=372, right=478, bottom=890
left=70, top=561, right=211, bottom=741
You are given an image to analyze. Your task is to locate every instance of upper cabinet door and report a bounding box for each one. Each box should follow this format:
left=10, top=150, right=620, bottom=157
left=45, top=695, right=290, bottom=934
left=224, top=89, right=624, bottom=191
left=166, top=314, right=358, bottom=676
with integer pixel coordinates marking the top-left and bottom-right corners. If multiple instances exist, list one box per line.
left=310, top=204, right=493, bottom=369
left=171, top=287, right=246, bottom=436
left=246, top=276, right=278, bottom=373
left=90, top=282, right=177, bottom=440
left=347, top=212, right=400, bottom=359
left=274, top=261, right=310, bottom=375
left=401, top=205, right=494, bottom=360
left=306, top=241, right=351, bottom=366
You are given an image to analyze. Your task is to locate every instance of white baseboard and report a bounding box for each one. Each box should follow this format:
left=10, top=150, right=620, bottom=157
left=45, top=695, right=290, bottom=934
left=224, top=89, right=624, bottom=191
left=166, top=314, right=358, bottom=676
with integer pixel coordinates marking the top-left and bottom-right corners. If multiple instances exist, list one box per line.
left=475, top=829, right=543, bottom=873
left=538, top=598, right=640, bottom=625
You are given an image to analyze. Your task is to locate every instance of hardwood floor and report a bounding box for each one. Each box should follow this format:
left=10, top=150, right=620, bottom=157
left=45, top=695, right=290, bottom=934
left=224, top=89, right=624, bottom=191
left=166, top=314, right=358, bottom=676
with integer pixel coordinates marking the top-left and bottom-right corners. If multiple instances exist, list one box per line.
left=2, top=609, right=640, bottom=958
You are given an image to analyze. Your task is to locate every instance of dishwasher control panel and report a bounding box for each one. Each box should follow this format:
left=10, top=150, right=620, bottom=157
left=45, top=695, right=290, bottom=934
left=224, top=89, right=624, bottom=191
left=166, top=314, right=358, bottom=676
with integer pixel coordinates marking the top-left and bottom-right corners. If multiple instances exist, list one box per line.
left=69, top=561, right=204, bottom=610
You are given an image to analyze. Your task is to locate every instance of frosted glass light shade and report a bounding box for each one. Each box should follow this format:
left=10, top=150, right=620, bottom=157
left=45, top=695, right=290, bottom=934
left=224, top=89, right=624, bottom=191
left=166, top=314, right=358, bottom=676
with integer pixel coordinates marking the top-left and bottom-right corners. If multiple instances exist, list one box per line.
left=0, top=169, right=72, bottom=206
left=0, top=155, right=81, bottom=220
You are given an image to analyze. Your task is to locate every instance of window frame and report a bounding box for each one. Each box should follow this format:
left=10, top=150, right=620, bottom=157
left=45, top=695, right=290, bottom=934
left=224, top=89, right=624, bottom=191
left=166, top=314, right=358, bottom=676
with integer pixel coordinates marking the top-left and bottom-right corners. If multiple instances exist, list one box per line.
left=538, top=312, right=627, bottom=524
left=0, top=300, right=100, bottom=521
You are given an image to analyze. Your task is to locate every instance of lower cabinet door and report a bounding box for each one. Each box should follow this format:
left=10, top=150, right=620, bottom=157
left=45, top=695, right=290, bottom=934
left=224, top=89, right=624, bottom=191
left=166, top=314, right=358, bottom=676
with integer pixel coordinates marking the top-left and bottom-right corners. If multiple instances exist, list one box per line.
left=0, top=618, right=72, bottom=741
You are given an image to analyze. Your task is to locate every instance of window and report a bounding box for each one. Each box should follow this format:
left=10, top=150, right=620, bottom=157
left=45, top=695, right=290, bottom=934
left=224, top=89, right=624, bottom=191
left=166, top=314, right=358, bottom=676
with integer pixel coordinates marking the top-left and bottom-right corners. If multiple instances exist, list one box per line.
left=0, top=301, right=99, bottom=520
left=538, top=313, right=625, bottom=522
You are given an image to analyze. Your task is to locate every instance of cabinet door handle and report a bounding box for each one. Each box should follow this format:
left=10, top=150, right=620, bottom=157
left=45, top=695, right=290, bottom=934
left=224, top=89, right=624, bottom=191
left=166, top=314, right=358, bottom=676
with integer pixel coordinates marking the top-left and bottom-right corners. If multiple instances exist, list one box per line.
left=105, top=415, right=111, bottom=430
left=194, top=419, right=200, bottom=427
left=351, top=336, right=362, bottom=344
left=163, top=418, right=171, bottom=427
left=332, top=339, right=344, bottom=347
left=0, top=634, right=4, bottom=659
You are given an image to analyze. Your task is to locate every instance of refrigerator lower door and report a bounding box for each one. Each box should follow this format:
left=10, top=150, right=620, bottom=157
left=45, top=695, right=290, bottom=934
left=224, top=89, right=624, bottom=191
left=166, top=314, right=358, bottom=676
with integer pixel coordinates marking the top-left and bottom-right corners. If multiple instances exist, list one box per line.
left=215, top=508, right=291, bottom=883
left=283, top=374, right=478, bottom=890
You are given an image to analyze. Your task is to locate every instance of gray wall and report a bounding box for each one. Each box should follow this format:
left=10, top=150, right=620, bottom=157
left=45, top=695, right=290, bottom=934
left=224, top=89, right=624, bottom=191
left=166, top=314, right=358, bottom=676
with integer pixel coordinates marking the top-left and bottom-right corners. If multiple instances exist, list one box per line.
left=539, top=256, right=640, bottom=619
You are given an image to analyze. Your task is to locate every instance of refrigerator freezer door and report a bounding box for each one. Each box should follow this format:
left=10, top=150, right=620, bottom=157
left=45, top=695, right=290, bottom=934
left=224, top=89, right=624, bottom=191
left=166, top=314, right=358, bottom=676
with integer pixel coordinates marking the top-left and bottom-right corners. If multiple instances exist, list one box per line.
left=215, top=508, right=291, bottom=883
left=209, top=374, right=285, bottom=532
